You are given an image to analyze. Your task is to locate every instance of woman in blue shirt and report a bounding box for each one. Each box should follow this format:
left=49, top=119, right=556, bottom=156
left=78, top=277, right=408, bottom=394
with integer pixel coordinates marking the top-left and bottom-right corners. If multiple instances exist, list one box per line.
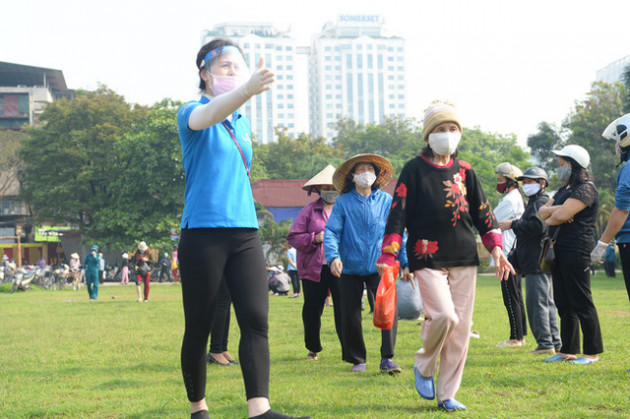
left=177, top=38, right=309, bottom=419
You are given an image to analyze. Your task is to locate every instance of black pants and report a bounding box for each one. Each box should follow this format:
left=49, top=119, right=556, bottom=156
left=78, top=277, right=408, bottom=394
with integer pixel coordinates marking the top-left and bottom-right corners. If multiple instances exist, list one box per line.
left=209, top=279, right=231, bottom=353
left=179, top=228, right=269, bottom=402
left=617, top=243, right=630, bottom=302
left=288, top=270, right=300, bottom=294
left=338, top=273, right=397, bottom=364
left=552, top=250, right=604, bottom=355
left=501, top=272, right=527, bottom=340
left=301, top=265, right=344, bottom=357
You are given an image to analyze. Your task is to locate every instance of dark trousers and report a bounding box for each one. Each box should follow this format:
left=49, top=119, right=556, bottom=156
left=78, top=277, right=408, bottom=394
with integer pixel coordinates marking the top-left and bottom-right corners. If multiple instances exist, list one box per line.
left=301, top=265, right=344, bottom=357
left=338, top=273, right=397, bottom=364
left=209, top=279, right=231, bottom=353
left=179, top=228, right=269, bottom=402
left=617, top=243, right=630, bottom=303
left=288, top=270, right=300, bottom=294
left=552, top=250, right=604, bottom=355
left=501, top=272, right=527, bottom=340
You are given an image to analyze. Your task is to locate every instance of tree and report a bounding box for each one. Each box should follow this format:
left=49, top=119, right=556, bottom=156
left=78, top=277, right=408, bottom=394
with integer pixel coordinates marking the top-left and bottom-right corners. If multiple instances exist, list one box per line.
left=623, top=64, right=630, bottom=113
left=562, top=81, right=627, bottom=191
left=527, top=122, right=563, bottom=175
left=0, top=129, right=26, bottom=197
left=19, top=88, right=185, bottom=250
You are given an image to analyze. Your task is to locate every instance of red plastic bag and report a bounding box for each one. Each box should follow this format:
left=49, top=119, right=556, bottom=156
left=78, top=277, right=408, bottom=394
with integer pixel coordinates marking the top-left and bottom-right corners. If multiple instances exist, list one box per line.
left=373, top=262, right=399, bottom=330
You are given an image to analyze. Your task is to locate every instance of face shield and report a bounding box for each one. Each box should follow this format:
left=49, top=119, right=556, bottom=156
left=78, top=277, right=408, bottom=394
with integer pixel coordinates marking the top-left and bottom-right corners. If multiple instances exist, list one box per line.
left=201, top=46, right=250, bottom=97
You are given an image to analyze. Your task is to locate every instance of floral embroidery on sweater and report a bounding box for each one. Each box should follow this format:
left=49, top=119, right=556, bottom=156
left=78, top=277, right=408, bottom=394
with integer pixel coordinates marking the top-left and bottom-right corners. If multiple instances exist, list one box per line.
left=479, top=199, right=496, bottom=228
left=414, top=239, right=439, bottom=259
left=391, top=182, right=408, bottom=210
left=443, top=173, right=469, bottom=227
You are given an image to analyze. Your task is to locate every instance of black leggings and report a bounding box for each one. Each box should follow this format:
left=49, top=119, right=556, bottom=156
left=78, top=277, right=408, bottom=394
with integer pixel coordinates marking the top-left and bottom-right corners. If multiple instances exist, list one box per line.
left=288, top=270, right=300, bottom=294
left=501, top=272, right=527, bottom=340
left=209, top=279, right=232, bottom=353
left=617, top=243, right=630, bottom=302
left=179, top=228, right=269, bottom=402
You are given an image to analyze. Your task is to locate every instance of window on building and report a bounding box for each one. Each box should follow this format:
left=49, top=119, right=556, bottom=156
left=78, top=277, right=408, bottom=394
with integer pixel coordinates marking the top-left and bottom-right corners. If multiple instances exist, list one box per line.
left=367, top=54, right=373, bottom=69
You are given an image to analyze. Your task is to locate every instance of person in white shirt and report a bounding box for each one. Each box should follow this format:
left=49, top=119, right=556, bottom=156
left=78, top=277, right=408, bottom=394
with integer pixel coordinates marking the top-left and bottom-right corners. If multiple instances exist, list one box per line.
left=493, top=162, right=527, bottom=348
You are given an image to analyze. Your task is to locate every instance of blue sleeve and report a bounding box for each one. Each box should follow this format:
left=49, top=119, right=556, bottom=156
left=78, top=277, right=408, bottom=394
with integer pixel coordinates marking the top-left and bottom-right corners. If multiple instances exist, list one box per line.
left=324, top=199, right=345, bottom=265
left=177, top=101, right=202, bottom=136
left=396, top=232, right=409, bottom=269
left=616, top=165, right=630, bottom=211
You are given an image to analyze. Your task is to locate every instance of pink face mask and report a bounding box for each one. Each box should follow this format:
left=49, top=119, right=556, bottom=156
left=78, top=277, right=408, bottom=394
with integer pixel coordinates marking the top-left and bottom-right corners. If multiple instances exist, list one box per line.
left=209, top=74, right=244, bottom=96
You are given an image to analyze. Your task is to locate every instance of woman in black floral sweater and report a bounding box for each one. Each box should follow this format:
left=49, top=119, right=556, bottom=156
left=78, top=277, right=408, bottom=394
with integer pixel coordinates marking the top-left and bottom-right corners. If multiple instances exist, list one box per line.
left=377, top=101, right=514, bottom=412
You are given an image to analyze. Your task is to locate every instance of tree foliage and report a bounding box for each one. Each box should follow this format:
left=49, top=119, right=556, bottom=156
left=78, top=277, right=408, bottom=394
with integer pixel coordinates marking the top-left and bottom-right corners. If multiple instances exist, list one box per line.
left=19, top=88, right=184, bottom=250
left=0, top=129, right=26, bottom=196
left=527, top=121, right=563, bottom=175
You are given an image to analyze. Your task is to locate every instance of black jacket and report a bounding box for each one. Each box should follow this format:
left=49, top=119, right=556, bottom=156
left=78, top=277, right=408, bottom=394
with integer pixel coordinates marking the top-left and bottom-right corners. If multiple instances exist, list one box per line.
left=511, top=191, right=549, bottom=275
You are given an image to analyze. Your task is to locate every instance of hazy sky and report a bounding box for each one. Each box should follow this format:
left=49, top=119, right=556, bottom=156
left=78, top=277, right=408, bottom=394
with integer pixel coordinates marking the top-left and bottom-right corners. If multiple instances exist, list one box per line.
left=4, top=0, right=630, bottom=146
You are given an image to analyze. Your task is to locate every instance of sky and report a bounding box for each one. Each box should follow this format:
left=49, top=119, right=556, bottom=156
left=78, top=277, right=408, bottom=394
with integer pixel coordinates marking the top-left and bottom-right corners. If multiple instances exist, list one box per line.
left=3, top=0, right=630, bottom=147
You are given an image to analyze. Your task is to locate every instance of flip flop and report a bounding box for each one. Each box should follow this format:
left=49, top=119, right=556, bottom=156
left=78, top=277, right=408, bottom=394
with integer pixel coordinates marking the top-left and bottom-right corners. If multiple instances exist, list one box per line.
left=544, top=354, right=569, bottom=363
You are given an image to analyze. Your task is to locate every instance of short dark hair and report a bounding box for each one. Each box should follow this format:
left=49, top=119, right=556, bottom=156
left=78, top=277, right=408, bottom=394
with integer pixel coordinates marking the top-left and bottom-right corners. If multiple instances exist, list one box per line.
left=196, top=38, right=243, bottom=91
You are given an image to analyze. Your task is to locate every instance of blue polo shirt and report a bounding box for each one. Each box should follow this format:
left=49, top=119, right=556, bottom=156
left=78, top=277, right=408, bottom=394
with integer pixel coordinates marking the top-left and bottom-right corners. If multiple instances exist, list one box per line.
left=177, top=96, right=258, bottom=229
left=615, top=162, right=630, bottom=243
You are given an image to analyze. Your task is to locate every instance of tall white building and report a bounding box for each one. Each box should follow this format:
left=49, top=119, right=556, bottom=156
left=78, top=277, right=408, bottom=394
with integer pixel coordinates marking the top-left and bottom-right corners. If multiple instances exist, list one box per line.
left=201, top=23, right=301, bottom=144
left=596, top=55, right=630, bottom=84
left=308, top=15, right=407, bottom=140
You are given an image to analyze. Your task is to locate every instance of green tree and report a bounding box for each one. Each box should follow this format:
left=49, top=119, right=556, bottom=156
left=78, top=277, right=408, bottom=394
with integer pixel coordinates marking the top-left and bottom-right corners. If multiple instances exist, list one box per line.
left=0, top=129, right=26, bottom=197
left=623, top=64, right=630, bottom=113
left=562, top=81, right=626, bottom=190
left=19, top=88, right=185, bottom=249
left=527, top=121, right=563, bottom=175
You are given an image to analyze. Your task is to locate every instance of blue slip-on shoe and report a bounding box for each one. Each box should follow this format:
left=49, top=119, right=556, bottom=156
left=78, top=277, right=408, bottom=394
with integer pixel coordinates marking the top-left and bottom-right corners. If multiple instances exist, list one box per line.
left=413, top=364, right=435, bottom=400
left=437, top=399, right=467, bottom=411
left=544, top=354, right=568, bottom=363
left=570, top=357, right=594, bottom=365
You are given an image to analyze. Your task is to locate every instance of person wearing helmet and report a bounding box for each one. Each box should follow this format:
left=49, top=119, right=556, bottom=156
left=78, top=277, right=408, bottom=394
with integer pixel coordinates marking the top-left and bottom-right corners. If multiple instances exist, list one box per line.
left=592, top=113, right=630, bottom=303
left=159, top=252, right=171, bottom=283
left=538, top=145, right=603, bottom=364
left=504, top=168, right=562, bottom=355
left=493, top=163, right=527, bottom=348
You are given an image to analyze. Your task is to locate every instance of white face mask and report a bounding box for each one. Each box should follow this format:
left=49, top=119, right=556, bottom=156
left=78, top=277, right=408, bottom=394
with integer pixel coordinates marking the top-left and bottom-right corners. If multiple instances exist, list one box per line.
left=522, top=183, right=542, bottom=197
left=428, top=132, right=461, bottom=156
left=353, top=172, right=377, bottom=189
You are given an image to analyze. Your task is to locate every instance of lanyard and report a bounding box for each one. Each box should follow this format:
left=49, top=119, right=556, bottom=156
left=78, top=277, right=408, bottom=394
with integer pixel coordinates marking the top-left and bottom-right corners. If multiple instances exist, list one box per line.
left=222, top=121, right=251, bottom=180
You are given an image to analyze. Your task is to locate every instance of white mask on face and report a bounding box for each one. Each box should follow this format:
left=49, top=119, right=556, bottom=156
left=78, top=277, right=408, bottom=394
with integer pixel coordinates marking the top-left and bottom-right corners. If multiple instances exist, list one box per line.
left=522, top=183, right=542, bottom=197
left=352, top=172, right=377, bottom=189
left=209, top=73, right=244, bottom=96
left=428, top=132, right=462, bottom=156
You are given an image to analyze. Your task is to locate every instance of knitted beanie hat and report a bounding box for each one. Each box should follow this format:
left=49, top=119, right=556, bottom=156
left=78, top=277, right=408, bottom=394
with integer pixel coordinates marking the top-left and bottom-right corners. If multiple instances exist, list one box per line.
left=422, top=100, right=462, bottom=141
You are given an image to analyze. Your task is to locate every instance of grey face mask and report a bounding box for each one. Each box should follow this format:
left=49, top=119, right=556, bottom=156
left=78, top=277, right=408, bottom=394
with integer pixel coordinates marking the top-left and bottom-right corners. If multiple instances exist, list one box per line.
left=320, top=191, right=339, bottom=204
left=557, top=165, right=572, bottom=183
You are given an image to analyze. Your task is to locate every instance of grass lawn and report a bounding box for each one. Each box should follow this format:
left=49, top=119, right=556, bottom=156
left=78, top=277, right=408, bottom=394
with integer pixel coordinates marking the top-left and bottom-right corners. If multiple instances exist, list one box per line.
left=0, top=272, right=629, bottom=418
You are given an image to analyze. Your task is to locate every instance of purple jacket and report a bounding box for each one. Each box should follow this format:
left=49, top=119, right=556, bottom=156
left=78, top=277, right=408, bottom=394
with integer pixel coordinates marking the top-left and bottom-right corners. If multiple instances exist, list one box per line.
left=287, top=198, right=329, bottom=282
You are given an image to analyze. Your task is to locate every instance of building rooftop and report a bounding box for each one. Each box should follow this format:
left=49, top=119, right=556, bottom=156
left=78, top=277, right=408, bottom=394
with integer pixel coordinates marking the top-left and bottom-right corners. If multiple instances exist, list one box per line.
left=0, top=61, right=68, bottom=91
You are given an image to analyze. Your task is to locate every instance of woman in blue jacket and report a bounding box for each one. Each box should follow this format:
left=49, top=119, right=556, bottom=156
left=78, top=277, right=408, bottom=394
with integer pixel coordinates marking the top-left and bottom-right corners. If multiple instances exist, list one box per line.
left=324, top=153, right=400, bottom=374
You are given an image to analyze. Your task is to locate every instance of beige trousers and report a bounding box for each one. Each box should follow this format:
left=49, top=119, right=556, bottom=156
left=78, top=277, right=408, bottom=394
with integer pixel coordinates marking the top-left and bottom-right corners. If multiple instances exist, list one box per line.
left=414, top=266, right=477, bottom=401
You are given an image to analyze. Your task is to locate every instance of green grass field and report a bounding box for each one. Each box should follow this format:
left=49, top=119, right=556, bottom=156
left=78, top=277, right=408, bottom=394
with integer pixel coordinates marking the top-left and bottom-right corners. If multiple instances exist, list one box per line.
left=1, top=273, right=629, bottom=418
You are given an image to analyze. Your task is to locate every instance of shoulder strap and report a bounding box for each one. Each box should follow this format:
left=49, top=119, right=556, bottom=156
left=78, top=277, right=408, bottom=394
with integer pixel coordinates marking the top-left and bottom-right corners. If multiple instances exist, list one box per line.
left=222, top=121, right=251, bottom=180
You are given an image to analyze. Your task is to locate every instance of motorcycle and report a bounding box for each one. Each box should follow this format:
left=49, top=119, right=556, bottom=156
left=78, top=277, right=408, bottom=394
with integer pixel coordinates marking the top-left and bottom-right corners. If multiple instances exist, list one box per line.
left=11, top=266, right=35, bottom=293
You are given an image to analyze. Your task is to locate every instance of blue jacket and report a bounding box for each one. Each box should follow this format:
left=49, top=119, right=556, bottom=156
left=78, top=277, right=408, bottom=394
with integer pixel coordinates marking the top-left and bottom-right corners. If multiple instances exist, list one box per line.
left=324, top=188, right=392, bottom=276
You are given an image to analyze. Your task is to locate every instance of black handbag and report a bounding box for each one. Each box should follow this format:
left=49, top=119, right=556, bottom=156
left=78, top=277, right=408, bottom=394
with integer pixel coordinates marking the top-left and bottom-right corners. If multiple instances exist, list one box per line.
left=137, top=263, right=150, bottom=276
left=540, top=228, right=560, bottom=273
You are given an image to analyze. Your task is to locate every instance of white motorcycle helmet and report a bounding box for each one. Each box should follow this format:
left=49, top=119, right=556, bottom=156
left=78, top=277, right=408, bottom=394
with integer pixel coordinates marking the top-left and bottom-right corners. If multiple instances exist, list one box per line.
left=495, top=162, right=523, bottom=182
left=602, top=113, right=630, bottom=161
left=552, top=145, right=590, bottom=169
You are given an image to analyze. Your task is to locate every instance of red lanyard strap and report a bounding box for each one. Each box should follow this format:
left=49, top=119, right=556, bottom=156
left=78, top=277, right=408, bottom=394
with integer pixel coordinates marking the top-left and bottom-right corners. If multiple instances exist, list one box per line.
left=222, top=121, right=251, bottom=180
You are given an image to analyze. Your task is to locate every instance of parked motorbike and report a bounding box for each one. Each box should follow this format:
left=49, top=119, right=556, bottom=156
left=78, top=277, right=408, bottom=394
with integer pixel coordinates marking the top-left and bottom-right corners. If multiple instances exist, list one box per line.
left=11, top=266, right=35, bottom=293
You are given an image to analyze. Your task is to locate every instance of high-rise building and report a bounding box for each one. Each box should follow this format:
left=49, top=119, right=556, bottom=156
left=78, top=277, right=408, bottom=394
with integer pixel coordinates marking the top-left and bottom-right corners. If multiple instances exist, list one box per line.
left=308, top=15, right=406, bottom=140
left=596, top=55, right=630, bottom=84
left=201, top=23, right=301, bottom=144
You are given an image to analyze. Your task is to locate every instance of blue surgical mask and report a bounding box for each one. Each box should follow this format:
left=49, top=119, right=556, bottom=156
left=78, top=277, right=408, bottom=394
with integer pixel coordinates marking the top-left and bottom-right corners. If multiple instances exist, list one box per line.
left=557, top=165, right=571, bottom=183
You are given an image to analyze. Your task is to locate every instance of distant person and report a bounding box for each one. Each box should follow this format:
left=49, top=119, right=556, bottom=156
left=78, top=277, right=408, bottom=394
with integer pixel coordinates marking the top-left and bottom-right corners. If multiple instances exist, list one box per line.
left=286, top=244, right=300, bottom=298
left=539, top=145, right=603, bottom=365
left=83, top=245, right=101, bottom=300
left=493, top=162, right=527, bottom=348
left=121, top=253, right=130, bottom=285
left=133, top=241, right=151, bottom=302
left=171, top=249, right=179, bottom=283
left=69, top=253, right=82, bottom=290
left=99, top=253, right=106, bottom=282
left=37, top=256, right=46, bottom=270
left=159, top=252, right=172, bottom=282
left=324, top=153, right=401, bottom=374
left=603, top=243, right=616, bottom=278
left=207, top=279, right=238, bottom=366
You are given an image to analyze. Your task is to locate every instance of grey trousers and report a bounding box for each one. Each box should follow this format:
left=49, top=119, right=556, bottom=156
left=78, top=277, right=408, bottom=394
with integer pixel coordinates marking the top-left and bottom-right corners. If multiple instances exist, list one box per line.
left=525, top=273, right=561, bottom=349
